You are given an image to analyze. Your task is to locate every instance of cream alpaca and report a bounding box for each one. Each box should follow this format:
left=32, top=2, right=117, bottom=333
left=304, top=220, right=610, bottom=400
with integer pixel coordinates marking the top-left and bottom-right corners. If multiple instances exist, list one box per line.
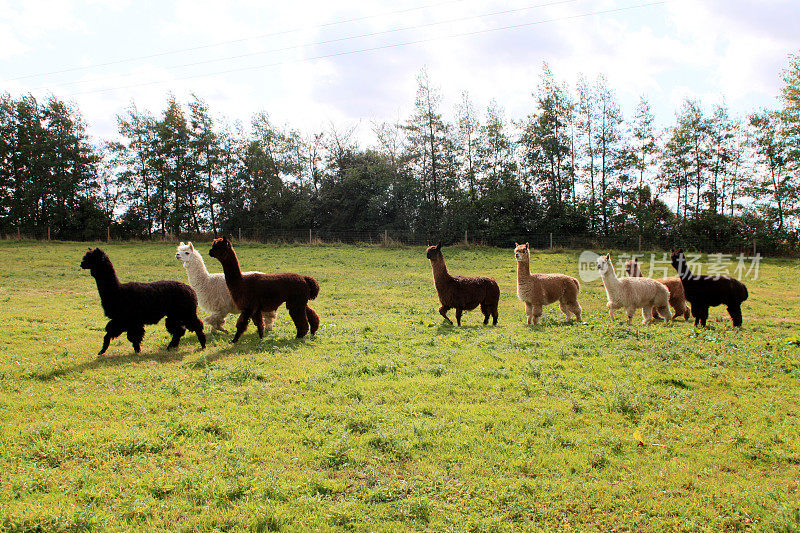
left=596, top=253, right=671, bottom=325
left=514, top=243, right=581, bottom=324
left=175, top=242, right=276, bottom=333
left=624, top=258, right=691, bottom=321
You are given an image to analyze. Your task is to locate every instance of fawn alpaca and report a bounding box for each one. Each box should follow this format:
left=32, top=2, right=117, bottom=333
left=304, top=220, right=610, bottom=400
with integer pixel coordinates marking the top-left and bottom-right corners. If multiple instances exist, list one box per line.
left=624, top=257, right=691, bottom=321
left=514, top=243, right=581, bottom=324
left=596, top=253, right=671, bottom=325
left=670, top=249, right=748, bottom=327
left=426, top=242, right=500, bottom=326
left=176, top=242, right=276, bottom=333
left=209, top=237, right=319, bottom=340
left=81, top=248, right=206, bottom=355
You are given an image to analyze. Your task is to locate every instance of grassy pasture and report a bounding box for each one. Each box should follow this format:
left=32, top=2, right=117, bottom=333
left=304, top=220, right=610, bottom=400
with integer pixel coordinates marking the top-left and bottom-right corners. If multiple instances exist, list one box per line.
left=0, top=240, right=799, bottom=532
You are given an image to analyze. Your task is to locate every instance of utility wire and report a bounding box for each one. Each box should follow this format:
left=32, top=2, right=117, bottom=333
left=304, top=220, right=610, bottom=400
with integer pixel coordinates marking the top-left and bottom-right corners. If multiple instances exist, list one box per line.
left=42, top=0, right=586, bottom=91
left=69, top=1, right=667, bottom=97
left=8, top=0, right=466, bottom=81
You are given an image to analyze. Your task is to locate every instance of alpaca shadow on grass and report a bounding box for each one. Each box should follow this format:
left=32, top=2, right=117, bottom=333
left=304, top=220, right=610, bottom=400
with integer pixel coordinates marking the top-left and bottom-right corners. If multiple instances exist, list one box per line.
left=30, top=344, right=196, bottom=381
left=434, top=322, right=494, bottom=334
left=186, top=334, right=314, bottom=367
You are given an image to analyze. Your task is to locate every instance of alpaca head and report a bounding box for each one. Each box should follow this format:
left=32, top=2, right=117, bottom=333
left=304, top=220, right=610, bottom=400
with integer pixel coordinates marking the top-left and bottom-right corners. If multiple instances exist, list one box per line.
left=426, top=242, right=443, bottom=261
left=80, top=247, right=111, bottom=274
left=176, top=241, right=199, bottom=266
left=595, top=253, right=613, bottom=275
left=514, top=242, right=530, bottom=263
left=670, top=249, right=688, bottom=277
left=209, top=237, right=234, bottom=261
left=624, top=258, right=641, bottom=277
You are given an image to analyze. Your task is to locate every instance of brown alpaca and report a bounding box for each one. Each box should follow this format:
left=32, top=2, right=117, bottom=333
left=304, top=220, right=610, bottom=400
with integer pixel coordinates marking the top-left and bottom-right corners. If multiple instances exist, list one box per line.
left=624, top=258, right=691, bottom=321
left=426, top=242, right=500, bottom=326
left=208, top=238, right=320, bottom=340
left=514, top=243, right=581, bottom=324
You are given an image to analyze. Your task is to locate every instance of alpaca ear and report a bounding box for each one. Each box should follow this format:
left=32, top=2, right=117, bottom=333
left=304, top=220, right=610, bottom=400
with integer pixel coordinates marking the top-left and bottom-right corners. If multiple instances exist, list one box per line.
left=525, top=242, right=529, bottom=250
left=436, top=242, right=442, bottom=250
left=634, top=258, right=638, bottom=263
left=179, top=241, right=185, bottom=247
left=188, top=242, right=194, bottom=250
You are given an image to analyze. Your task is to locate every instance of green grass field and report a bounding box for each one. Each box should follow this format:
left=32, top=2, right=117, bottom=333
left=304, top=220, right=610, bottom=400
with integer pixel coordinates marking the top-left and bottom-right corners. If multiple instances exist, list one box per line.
left=1, top=241, right=799, bottom=532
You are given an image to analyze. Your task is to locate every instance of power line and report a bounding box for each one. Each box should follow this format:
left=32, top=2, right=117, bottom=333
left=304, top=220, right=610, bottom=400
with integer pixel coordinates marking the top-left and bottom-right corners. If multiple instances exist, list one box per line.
left=40, top=0, right=586, bottom=92
left=69, top=1, right=668, bottom=97
left=8, top=0, right=466, bottom=82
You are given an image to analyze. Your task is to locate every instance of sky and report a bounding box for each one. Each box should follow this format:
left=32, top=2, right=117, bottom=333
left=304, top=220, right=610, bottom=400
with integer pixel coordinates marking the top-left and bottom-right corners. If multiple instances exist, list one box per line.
left=1, top=0, right=798, bottom=145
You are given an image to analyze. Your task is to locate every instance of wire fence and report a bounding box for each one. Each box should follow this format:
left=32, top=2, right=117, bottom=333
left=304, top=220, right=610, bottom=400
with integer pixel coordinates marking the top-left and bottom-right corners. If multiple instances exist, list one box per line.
left=4, top=226, right=775, bottom=256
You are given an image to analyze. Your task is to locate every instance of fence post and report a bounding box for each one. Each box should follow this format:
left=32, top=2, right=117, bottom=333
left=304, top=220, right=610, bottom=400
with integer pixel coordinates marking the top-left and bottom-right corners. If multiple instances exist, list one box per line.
left=464, top=230, right=468, bottom=246
left=238, top=227, right=241, bottom=241
left=107, top=226, right=111, bottom=243
left=47, top=227, right=51, bottom=241
left=309, top=228, right=312, bottom=244
left=17, top=226, right=20, bottom=239
left=384, top=229, right=388, bottom=245
left=638, top=234, right=642, bottom=252
left=753, top=239, right=756, bottom=257
left=549, top=232, right=553, bottom=249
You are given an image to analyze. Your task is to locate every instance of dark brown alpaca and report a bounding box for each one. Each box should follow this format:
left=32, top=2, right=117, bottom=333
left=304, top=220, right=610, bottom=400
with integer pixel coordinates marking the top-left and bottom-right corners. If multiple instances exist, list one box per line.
left=208, top=237, right=320, bottom=340
left=426, top=242, right=500, bottom=326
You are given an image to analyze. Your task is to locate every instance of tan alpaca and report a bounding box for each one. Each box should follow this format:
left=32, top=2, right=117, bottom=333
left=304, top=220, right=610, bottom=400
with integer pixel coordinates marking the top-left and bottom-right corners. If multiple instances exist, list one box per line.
left=624, top=258, right=691, bottom=321
left=596, top=253, right=670, bottom=325
left=514, top=243, right=581, bottom=325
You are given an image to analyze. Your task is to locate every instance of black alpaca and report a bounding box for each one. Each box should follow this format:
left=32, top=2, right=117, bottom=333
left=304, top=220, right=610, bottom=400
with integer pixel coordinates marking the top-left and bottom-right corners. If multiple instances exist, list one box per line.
left=670, top=249, right=749, bottom=327
left=81, top=248, right=206, bottom=354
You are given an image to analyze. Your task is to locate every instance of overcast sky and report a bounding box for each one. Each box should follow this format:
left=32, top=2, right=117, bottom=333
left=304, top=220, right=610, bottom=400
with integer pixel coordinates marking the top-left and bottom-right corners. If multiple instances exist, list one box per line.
left=1, top=0, right=797, bottom=144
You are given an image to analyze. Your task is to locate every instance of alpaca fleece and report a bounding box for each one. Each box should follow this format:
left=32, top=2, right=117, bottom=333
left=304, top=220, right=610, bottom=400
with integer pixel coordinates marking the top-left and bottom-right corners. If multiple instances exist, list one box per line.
left=514, top=243, right=581, bottom=324
left=209, top=237, right=320, bottom=340
left=624, top=258, right=691, bottom=321
left=427, top=243, right=499, bottom=326
left=670, top=249, right=748, bottom=327
left=81, top=248, right=206, bottom=355
left=176, top=242, right=276, bottom=333
left=596, top=253, right=670, bottom=325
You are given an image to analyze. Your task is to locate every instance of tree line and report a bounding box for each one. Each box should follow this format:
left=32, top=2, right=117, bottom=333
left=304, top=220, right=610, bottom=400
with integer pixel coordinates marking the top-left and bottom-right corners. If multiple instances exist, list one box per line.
left=1, top=54, right=799, bottom=252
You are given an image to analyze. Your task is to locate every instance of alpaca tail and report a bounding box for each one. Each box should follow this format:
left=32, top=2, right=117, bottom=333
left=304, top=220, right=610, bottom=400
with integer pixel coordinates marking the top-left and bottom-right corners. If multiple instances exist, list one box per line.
left=571, top=276, right=580, bottom=294
left=305, top=275, right=320, bottom=300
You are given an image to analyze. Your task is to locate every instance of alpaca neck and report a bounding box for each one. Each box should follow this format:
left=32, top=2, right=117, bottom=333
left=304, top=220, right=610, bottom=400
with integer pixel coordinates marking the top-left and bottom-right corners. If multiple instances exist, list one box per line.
left=93, top=263, right=121, bottom=302
left=185, top=253, right=211, bottom=285
left=517, top=259, right=531, bottom=282
left=430, top=257, right=451, bottom=288
left=600, top=263, right=623, bottom=300
left=673, top=260, right=693, bottom=281
left=219, top=249, right=244, bottom=287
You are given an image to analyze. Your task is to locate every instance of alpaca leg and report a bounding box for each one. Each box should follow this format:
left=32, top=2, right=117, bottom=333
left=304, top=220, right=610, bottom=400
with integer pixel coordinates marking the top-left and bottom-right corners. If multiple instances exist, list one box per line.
left=531, top=305, right=543, bottom=325
left=559, top=301, right=571, bottom=320
left=99, top=320, right=124, bottom=355
left=491, top=304, right=498, bottom=326
left=626, top=307, right=636, bottom=325
left=728, top=304, right=743, bottom=327
left=288, top=304, right=310, bottom=338
left=232, top=310, right=252, bottom=343
left=126, top=325, right=145, bottom=353
left=165, top=316, right=186, bottom=349
left=188, top=316, right=206, bottom=349
left=525, top=302, right=533, bottom=325
left=652, top=306, right=662, bottom=321
left=253, top=309, right=265, bottom=338
left=642, top=306, right=653, bottom=325
left=206, top=313, right=228, bottom=333
left=455, top=308, right=463, bottom=326
left=657, top=306, right=672, bottom=326
left=265, top=309, right=278, bottom=331
left=306, top=307, right=320, bottom=335
left=607, top=303, right=615, bottom=322
left=480, top=303, right=489, bottom=325
left=439, top=306, right=452, bottom=324
left=692, top=306, right=709, bottom=327
left=570, top=302, right=582, bottom=322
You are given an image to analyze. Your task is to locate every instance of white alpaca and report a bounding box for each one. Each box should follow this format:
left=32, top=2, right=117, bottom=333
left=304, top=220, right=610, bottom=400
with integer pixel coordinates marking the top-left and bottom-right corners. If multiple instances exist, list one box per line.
left=175, top=242, right=276, bottom=333
left=596, top=253, right=671, bottom=325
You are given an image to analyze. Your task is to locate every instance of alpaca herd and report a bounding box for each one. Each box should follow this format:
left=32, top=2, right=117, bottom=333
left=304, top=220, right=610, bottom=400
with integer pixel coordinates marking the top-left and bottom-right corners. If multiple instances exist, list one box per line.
left=81, top=240, right=751, bottom=355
